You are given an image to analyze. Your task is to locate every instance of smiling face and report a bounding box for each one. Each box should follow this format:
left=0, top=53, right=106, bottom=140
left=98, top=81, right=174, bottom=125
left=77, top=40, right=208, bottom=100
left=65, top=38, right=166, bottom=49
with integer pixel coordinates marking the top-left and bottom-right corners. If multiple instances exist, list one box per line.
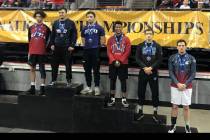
left=115, top=24, right=123, bottom=35
left=177, top=41, right=187, bottom=55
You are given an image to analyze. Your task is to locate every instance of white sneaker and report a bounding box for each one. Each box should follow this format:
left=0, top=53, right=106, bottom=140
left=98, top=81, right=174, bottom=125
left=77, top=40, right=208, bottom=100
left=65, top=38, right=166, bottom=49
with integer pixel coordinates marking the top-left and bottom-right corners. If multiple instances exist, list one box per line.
left=185, top=125, right=192, bottom=133
left=80, top=87, right=92, bottom=95
left=94, top=87, right=101, bottom=96
left=168, top=125, right=176, bottom=133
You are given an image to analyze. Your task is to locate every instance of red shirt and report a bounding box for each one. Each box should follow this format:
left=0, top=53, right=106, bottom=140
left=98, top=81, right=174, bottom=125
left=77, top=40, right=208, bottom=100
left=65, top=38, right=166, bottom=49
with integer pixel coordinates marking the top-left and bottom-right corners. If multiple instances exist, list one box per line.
left=107, top=34, right=131, bottom=64
left=28, top=23, right=50, bottom=55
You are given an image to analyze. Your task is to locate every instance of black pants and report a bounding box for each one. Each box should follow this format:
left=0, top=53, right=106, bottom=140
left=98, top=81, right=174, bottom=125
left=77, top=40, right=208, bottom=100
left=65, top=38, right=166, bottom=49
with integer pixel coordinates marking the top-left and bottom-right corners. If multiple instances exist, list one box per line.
left=83, top=48, right=100, bottom=87
left=51, top=46, right=72, bottom=81
left=110, top=79, right=127, bottom=93
left=138, top=70, right=159, bottom=107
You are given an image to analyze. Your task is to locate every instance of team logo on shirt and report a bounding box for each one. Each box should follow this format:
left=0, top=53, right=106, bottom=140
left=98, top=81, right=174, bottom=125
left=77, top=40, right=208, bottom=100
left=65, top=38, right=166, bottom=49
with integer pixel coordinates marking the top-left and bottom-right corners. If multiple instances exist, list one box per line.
left=111, top=44, right=125, bottom=54
left=84, top=28, right=99, bottom=35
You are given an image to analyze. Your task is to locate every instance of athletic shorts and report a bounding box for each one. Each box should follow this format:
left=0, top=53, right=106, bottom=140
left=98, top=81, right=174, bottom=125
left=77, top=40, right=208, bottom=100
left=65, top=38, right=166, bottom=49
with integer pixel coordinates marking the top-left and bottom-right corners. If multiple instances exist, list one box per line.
left=109, top=64, right=128, bottom=80
left=171, top=87, right=192, bottom=106
left=28, top=54, right=46, bottom=67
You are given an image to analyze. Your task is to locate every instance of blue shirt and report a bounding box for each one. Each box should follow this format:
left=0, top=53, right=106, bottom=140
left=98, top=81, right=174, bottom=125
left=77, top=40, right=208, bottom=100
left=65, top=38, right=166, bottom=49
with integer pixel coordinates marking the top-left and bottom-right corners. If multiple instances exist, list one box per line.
left=81, top=23, right=105, bottom=49
left=168, top=53, right=196, bottom=87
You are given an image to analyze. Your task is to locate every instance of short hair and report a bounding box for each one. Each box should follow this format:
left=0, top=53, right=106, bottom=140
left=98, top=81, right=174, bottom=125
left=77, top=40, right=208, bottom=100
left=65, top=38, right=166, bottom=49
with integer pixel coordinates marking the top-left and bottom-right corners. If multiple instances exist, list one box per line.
left=144, top=28, right=154, bottom=34
left=114, top=21, right=123, bottom=28
left=33, top=10, right=47, bottom=18
left=86, top=11, right=96, bottom=17
left=177, top=39, right=187, bottom=46
left=59, top=7, right=68, bottom=13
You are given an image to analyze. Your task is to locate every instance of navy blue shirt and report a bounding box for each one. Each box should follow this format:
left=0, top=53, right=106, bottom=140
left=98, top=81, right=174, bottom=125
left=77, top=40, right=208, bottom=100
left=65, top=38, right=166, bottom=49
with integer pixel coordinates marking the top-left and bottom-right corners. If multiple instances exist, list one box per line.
left=81, top=23, right=105, bottom=49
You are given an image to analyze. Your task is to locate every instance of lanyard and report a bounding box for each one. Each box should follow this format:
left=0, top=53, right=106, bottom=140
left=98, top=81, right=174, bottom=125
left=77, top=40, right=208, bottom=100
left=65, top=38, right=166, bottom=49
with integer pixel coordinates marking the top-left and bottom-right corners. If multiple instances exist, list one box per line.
left=59, top=21, right=65, bottom=33
left=114, top=34, right=123, bottom=50
left=178, top=54, right=188, bottom=71
left=144, top=42, right=153, bottom=56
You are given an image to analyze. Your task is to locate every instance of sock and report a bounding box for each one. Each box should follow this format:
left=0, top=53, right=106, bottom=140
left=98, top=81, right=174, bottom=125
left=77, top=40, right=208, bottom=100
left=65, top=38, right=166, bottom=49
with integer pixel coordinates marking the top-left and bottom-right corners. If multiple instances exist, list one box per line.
left=31, top=82, right=35, bottom=86
left=171, top=117, right=177, bottom=126
left=154, top=107, right=158, bottom=111
left=41, top=84, right=45, bottom=87
left=185, top=121, right=190, bottom=127
left=122, top=98, right=126, bottom=102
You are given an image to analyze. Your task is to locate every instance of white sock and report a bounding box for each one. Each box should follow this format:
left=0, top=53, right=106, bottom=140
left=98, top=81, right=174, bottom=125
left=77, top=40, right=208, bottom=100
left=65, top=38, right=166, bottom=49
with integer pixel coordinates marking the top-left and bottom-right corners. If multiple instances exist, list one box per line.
left=31, top=82, right=35, bottom=86
left=41, top=84, right=45, bottom=87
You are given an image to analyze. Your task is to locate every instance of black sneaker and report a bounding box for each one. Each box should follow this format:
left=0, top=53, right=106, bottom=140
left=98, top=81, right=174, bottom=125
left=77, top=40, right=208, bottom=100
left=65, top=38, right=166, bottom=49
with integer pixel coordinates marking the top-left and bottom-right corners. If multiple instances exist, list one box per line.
left=122, top=98, right=129, bottom=108
left=185, top=125, right=192, bottom=133
left=28, top=85, right=35, bottom=95
left=168, top=125, right=176, bottom=133
left=152, top=111, right=160, bottom=124
left=135, top=109, right=144, bottom=121
left=107, top=97, right=115, bottom=107
left=39, top=86, right=45, bottom=96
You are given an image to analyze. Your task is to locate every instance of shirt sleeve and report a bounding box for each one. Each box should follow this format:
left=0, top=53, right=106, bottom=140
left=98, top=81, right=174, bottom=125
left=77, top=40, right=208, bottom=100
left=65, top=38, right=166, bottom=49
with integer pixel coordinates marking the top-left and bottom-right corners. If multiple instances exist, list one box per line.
left=69, top=21, right=77, bottom=48
left=168, top=55, right=179, bottom=85
left=185, top=56, right=196, bottom=86
left=151, top=44, right=163, bottom=69
left=118, top=37, right=131, bottom=63
left=28, top=26, right=31, bottom=42
left=136, top=45, right=147, bottom=69
left=99, top=26, right=105, bottom=37
left=50, top=21, right=56, bottom=46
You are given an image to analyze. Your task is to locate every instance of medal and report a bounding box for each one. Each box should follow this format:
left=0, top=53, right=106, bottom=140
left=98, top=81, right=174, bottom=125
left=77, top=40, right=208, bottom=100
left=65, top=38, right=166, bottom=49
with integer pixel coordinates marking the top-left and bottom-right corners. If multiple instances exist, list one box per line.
left=88, top=38, right=93, bottom=43
left=146, top=56, right=151, bottom=61
left=60, top=34, right=64, bottom=37
left=145, top=42, right=153, bottom=62
left=115, top=34, right=123, bottom=50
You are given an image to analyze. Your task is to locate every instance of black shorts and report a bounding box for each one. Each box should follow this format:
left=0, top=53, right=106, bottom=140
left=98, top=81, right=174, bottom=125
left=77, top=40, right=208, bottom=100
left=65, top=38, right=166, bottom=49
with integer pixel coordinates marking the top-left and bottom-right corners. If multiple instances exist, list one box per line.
left=109, top=64, right=128, bottom=80
left=28, top=54, right=46, bottom=67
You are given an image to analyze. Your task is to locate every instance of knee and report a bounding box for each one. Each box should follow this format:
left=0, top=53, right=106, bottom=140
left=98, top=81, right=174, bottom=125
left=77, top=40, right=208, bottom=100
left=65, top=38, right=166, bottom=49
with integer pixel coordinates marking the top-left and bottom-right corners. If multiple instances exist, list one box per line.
left=30, top=67, right=36, bottom=72
left=183, top=106, right=189, bottom=111
left=172, top=105, right=179, bottom=110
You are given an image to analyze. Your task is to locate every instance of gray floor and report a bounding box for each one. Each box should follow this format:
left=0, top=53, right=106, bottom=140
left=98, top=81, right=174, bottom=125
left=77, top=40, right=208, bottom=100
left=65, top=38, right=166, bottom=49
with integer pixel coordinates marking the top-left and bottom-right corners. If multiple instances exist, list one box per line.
left=143, top=105, right=210, bottom=133
left=0, top=105, right=209, bottom=133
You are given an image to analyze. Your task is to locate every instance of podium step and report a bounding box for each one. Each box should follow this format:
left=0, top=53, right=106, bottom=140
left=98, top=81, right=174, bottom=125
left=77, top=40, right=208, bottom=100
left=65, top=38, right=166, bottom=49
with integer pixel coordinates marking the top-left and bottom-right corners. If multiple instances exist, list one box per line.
left=0, top=95, right=18, bottom=128
left=45, top=83, right=83, bottom=98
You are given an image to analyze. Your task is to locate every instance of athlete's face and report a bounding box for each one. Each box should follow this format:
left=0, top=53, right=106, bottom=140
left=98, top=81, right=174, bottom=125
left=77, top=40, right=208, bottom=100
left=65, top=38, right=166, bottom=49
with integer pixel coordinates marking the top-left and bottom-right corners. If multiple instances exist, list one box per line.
left=59, top=9, right=67, bottom=20
left=86, top=14, right=95, bottom=24
left=145, top=31, right=153, bottom=41
left=115, top=24, right=123, bottom=35
left=177, top=42, right=187, bottom=54
left=35, top=14, right=43, bottom=23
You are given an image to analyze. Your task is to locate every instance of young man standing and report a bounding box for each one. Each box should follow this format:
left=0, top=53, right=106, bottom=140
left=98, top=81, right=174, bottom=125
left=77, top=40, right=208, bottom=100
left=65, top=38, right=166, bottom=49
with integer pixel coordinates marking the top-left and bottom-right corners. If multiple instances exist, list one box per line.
left=135, top=29, right=163, bottom=122
left=106, top=21, right=131, bottom=108
left=49, top=7, right=77, bottom=86
left=168, top=39, right=196, bottom=133
left=80, top=11, right=106, bottom=96
left=28, top=10, right=51, bottom=96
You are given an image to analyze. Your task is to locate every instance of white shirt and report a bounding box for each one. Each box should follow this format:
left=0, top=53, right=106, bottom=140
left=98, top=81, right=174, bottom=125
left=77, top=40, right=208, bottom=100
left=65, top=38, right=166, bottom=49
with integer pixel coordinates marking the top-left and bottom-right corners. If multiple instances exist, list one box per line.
left=180, top=5, right=191, bottom=9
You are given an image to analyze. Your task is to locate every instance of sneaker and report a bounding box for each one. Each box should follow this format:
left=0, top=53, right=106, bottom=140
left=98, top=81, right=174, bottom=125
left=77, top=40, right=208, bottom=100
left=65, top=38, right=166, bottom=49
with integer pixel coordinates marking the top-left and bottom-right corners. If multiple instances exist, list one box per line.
left=48, top=81, right=56, bottom=86
left=122, top=98, right=129, bottom=108
left=66, top=80, right=72, bottom=87
left=80, top=87, right=93, bottom=95
left=94, top=87, right=101, bottom=96
left=39, top=86, right=45, bottom=96
left=135, top=106, right=144, bottom=121
left=185, top=125, right=192, bottom=133
left=152, top=111, right=159, bottom=124
left=168, top=125, right=176, bottom=133
left=28, top=85, right=35, bottom=95
left=107, top=97, right=115, bottom=107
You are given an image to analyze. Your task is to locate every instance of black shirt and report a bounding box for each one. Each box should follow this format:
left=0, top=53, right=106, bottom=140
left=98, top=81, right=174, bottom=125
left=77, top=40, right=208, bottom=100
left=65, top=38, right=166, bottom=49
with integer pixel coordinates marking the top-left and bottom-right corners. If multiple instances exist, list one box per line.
left=136, top=40, right=163, bottom=71
left=50, top=18, right=77, bottom=48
